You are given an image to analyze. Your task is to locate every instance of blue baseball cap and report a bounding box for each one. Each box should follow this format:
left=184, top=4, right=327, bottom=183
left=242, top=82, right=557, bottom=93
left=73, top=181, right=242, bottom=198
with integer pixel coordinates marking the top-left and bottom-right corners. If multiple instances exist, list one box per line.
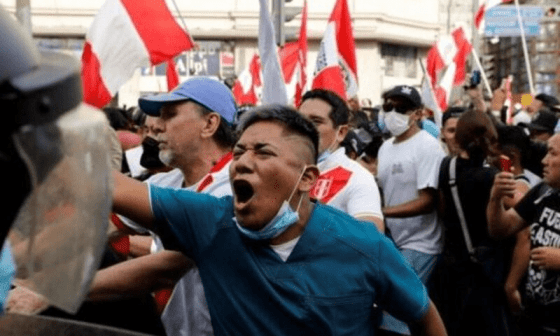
left=138, top=77, right=237, bottom=123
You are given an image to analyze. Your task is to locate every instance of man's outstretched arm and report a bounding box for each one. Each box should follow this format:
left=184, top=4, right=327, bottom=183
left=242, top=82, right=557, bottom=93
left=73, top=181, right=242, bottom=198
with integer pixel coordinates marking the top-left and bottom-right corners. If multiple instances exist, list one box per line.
left=383, top=188, right=437, bottom=218
left=113, top=171, right=154, bottom=231
left=88, top=250, right=193, bottom=301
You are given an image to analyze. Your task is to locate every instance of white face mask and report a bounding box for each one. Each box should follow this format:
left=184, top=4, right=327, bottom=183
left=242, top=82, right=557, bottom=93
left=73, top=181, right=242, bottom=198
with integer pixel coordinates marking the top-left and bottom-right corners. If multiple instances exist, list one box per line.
left=384, top=110, right=410, bottom=137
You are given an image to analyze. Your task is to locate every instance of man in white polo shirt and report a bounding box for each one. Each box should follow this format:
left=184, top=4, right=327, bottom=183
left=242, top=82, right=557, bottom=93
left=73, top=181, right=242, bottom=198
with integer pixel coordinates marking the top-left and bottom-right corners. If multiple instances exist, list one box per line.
left=89, top=76, right=237, bottom=336
left=299, top=89, right=384, bottom=232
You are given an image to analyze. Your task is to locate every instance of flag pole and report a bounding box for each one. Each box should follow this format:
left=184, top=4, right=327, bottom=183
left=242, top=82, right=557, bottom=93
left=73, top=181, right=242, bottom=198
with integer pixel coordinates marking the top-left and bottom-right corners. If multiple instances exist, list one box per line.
left=470, top=48, right=493, bottom=98
left=168, top=0, right=189, bottom=33
left=514, top=0, right=535, bottom=94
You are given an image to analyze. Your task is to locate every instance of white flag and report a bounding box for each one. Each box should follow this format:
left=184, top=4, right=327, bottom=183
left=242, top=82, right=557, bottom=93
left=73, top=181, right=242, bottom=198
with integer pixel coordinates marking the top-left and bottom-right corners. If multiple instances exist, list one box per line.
left=258, top=0, right=288, bottom=105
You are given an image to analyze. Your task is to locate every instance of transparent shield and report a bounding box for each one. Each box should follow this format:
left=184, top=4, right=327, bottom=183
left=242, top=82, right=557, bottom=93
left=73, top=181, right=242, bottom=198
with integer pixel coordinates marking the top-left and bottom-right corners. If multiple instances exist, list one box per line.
left=9, top=103, right=112, bottom=314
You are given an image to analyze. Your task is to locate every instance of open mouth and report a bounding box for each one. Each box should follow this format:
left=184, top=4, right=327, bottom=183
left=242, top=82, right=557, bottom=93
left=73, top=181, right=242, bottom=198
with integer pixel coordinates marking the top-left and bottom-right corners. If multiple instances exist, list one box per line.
left=233, top=179, right=254, bottom=204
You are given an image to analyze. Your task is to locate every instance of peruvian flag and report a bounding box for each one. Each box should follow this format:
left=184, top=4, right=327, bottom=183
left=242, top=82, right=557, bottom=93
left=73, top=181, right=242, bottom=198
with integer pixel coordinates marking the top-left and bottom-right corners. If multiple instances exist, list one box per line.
left=232, top=54, right=262, bottom=106
left=474, top=0, right=512, bottom=33
left=166, top=59, right=179, bottom=91
left=81, top=0, right=194, bottom=108
left=312, top=0, right=357, bottom=100
left=279, top=0, right=308, bottom=107
left=425, top=26, right=472, bottom=112
left=294, top=1, right=308, bottom=107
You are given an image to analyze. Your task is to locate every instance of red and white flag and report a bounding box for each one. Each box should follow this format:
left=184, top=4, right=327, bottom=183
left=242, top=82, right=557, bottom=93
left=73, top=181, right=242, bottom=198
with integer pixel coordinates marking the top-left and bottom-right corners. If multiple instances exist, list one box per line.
left=312, top=0, right=357, bottom=100
left=232, top=54, right=262, bottom=106
left=81, top=0, right=194, bottom=108
left=474, top=0, right=512, bottom=33
left=279, top=1, right=308, bottom=107
left=425, top=26, right=472, bottom=112
left=166, top=59, right=179, bottom=91
left=295, top=1, right=308, bottom=107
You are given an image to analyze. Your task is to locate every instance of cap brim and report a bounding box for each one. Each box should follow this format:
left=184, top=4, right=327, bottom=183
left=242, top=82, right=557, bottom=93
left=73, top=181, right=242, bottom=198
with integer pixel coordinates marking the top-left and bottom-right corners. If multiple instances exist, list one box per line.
left=138, top=92, right=190, bottom=116
left=529, top=124, right=550, bottom=132
left=384, top=92, right=420, bottom=108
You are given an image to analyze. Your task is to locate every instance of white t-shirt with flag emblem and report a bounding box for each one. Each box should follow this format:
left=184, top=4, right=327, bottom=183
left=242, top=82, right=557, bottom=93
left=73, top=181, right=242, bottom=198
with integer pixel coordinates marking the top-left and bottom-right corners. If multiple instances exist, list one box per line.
left=310, top=147, right=383, bottom=221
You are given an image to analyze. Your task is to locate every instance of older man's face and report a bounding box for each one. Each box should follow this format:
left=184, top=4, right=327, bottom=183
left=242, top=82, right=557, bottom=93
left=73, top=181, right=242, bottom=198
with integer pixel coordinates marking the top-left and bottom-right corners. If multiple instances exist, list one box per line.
left=229, top=121, right=309, bottom=230
left=153, top=101, right=206, bottom=168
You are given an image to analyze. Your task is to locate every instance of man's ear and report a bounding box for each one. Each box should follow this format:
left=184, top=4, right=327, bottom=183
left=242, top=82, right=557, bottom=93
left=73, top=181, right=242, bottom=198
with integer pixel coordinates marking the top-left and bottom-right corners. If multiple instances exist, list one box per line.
left=336, top=124, right=349, bottom=144
left=298, top=165, right=320, bottom=192
left=201, top=112, right=221, bottom=139
left=409, top=109, right=423, bottom=122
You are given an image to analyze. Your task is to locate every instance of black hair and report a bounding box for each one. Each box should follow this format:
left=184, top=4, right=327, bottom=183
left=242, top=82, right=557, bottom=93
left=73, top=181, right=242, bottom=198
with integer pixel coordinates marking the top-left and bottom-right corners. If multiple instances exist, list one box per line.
left=349, top=110, right=370, bottom=129
left=195, top=103, right=236, bottom=149
left=103, top=107, right=134, bottom=131
left=362, top=134, right=384, bottom=159
left=301, top=89, right=349, bottom=127
left=236, top=104, right=319, bottom=163
left=455, top=109, right=498, bottom=166
left=442, top=106, right=468, bottom=128
left=496, top=125, right=531, bottom=167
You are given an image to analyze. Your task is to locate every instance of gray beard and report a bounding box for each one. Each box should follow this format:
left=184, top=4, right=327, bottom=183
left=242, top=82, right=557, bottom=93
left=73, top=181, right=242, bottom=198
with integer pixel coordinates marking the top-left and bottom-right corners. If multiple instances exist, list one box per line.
left=158, top=149, right=176, bottom=167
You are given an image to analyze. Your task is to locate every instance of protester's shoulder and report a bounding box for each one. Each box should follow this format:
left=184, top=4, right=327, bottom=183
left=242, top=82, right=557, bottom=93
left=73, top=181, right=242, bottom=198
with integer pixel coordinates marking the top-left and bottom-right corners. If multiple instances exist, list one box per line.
left=335, top=151, right=377, bottom=183
left=152, top=183, right=232, bottom=208
left=528, top=182, right=557, bottom=202
left=314, top=204, right=385, bottom=257
left=377, top=137, right=394, bottom=152
left=146, top=168, right=184, bottom=187
left=416, top=130, right=445, bottom=151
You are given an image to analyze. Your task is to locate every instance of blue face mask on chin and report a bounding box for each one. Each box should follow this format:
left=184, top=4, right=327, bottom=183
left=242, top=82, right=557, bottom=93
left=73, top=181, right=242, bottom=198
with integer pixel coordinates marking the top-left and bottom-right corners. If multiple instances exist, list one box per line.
left=234, top=199, right=300, bottom=240
left=317, top=126, right=342, bottom=164
left=234, top=167, right=307, bottom=241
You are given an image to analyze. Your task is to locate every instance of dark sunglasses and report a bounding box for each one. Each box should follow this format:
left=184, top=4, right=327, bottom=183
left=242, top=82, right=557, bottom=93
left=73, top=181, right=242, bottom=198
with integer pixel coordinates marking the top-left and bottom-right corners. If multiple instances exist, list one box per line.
left=382, top=102, right=413, bottom=114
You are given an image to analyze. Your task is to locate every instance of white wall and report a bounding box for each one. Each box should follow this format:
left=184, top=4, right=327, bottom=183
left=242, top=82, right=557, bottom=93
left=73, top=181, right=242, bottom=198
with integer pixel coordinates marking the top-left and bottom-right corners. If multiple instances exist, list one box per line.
left=1, top=0, right=442, bottom=107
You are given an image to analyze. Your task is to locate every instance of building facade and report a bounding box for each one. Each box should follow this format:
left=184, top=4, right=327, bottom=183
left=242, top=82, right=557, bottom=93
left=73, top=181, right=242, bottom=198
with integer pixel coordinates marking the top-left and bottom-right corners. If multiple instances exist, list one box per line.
left=1, top=0, right=443, bottom=107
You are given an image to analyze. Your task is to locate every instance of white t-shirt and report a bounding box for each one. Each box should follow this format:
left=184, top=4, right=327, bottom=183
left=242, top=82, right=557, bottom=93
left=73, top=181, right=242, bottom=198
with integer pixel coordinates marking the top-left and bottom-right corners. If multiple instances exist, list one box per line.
left=160, top=156, right=233, bottom=336
left=377, top=130, right=445, bottom=255
left=311, top=148, right=383, bottom=221
left=270, top=236, right=301, bottom=262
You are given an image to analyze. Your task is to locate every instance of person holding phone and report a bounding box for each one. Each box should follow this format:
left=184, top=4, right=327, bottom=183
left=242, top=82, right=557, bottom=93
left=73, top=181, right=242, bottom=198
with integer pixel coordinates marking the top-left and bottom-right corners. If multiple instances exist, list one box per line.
left=434, top=109, right=517, bottom=336
left=488, top=132, right=560, bottom=335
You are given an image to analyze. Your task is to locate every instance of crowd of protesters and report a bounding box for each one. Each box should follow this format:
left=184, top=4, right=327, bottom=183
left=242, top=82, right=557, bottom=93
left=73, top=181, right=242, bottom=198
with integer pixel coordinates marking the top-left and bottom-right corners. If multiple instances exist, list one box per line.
left=6, top=73, right=560, bottom=336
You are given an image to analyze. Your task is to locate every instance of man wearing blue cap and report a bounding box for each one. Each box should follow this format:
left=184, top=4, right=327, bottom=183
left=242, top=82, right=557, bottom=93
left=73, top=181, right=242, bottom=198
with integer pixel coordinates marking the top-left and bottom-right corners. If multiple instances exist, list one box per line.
left=90, top=76, right=237, bottom=336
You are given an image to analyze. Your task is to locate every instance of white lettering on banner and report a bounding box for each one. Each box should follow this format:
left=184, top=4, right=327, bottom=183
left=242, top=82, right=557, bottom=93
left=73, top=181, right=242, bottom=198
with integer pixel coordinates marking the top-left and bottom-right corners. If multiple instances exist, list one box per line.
left=539, top=207, right=560, bottom=230
left=531, top=223, right=560, bottom=248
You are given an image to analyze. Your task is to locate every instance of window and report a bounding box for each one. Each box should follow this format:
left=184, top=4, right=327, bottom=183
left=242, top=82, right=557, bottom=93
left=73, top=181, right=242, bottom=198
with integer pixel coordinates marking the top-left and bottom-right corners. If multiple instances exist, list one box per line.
left=381, top=43, right=418, bottom=78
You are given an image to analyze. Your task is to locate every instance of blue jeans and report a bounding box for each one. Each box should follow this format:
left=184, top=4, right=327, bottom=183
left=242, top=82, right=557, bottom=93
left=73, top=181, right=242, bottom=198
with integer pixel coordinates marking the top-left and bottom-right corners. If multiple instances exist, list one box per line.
left=379, top=249, right=440, bottom=335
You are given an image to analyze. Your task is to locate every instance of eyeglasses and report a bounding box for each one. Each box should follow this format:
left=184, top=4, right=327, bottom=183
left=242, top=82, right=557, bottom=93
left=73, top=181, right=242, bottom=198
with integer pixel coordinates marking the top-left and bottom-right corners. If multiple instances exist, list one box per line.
left=382, top=102, right=412, bottom=114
